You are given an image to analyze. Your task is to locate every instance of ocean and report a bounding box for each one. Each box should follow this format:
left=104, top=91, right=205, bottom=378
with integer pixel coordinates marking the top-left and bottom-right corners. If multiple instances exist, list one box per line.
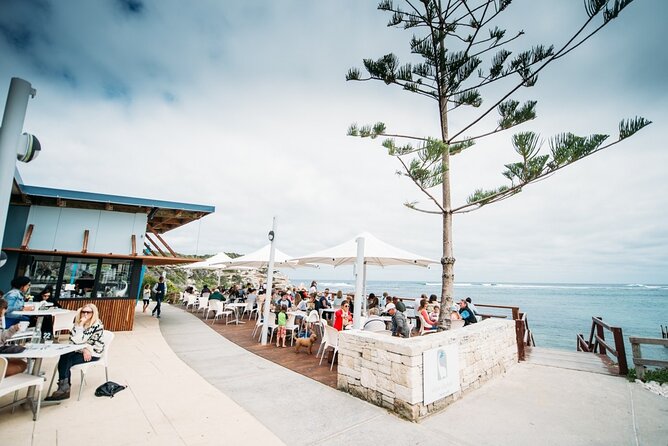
left=300, top=280, right=668, bottom=366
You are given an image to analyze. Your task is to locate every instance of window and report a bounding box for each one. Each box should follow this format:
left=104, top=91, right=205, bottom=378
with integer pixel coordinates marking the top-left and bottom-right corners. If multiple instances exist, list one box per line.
left=61, top=257, right=98, bottom=298
left=97, top=260, right=133, bottom=298
left=24, top=255, right=60, bottom=296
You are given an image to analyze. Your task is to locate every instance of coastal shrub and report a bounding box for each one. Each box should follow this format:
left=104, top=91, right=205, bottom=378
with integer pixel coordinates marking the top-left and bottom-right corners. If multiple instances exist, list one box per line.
left=627, top=367, right=668, bottom=385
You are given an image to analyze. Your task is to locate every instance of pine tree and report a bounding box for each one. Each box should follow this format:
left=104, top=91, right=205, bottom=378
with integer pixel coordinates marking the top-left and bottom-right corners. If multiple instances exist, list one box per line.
left=346, top=0, right=650, bottom=327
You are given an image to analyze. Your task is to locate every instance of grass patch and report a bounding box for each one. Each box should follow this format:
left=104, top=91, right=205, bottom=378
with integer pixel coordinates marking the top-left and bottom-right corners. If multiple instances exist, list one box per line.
left=627, top=367, right=668, bottom=385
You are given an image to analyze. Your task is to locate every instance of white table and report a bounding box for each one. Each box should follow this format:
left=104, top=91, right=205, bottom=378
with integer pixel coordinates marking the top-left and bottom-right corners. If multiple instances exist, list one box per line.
left=1, top=343, right=81, bottom=411
left=225, top=302, right=248, bottom=325
left=13, top=308, right=75, bottom=334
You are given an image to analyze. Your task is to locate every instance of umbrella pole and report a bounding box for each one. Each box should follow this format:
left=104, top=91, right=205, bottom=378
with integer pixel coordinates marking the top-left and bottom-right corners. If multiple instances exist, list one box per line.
left=353, top=237, right=365, bottom=330
left=261, top=217, right=277, bottom=345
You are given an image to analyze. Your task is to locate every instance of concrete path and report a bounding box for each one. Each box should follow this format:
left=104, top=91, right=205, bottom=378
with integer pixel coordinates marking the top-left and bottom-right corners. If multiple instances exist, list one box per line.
left=3, top=303, right=665, bottom=446
left=161, top=304, right=668, bottom=446
left=0, top=304, right=283, bottom=446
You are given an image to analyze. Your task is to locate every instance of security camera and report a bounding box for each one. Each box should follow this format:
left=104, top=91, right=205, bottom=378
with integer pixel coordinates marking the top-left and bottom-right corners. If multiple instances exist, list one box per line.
left=17, top=132, right=41, bottom=162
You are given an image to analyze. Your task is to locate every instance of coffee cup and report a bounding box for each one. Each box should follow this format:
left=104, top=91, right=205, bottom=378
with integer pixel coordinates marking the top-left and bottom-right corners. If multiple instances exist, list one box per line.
left=18, top=321, right=29, bottom=331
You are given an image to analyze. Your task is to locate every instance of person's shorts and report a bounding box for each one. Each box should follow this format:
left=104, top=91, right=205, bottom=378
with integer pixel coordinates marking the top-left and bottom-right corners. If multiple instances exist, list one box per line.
left=277, top=326, right=287, bottom=337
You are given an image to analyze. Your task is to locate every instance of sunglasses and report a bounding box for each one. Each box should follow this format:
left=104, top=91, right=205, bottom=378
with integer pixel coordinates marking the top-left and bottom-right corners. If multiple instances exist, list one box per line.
left=81, top=310, right=93, bottom=314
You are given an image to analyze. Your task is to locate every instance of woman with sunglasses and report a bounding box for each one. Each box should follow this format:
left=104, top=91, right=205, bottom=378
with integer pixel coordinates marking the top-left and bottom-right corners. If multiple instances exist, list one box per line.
left=45, top=304, right=105, bottom=401
left=333, top=301, right=353, bottom=331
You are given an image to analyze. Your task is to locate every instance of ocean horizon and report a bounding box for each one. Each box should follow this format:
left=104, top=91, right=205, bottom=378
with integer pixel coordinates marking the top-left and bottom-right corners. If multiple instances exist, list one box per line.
left=294, top=279, right=668, bottom=366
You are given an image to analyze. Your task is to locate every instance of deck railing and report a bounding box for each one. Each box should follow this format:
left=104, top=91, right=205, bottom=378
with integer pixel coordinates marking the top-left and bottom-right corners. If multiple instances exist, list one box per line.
left=576, top=316, right=628, bottom=375
left=475, top=304, right=532, bottom=361
left=629, top=337, right=668, bottom=380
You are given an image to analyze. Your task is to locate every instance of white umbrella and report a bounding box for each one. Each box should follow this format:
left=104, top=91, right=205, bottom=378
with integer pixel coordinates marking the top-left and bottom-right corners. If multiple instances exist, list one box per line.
left=292, top=232, right=436, bottom=268
left=210, top=244, right=305, bottom=269
left=181, top=251, right=233, bottom=269
left=291, top=232, right=437, bottom=328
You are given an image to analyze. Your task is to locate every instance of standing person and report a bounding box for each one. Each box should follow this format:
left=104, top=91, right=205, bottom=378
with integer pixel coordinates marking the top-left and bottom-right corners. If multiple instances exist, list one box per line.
left=276, top=305, right=287, bottom=348
left=459, top=299, right=478, bottom=326
left=309, top=281, right=318, bottom=295
left=152, top=276, right=166, bottom=319
left=393, top=296, right=406, bottom=313
left=142, top=284, right=151, bottom=313
left=0, top=299, right=27, bottom=376
left=4, top=276, right=32, bottom=328
left=45, top=304, right=105, bottom=401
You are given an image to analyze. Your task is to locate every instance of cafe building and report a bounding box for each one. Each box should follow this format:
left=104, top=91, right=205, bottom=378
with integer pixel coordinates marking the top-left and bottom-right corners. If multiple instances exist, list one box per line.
left=1, top=169, right=214, bottom=330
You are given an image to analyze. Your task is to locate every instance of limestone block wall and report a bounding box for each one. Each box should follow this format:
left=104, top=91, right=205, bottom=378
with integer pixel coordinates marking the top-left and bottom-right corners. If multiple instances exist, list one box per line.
left=337, top=319, right=517, bottom=421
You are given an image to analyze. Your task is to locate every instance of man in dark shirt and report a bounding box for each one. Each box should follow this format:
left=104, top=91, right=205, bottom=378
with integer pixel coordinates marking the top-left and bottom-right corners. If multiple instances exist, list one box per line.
left=152, top=276, right=166, bottom=318
left=459, top=299, right=478, bottom=326
left=387, top=303, right=410, bottom=338
left=393, top=296, right=407, bottom=313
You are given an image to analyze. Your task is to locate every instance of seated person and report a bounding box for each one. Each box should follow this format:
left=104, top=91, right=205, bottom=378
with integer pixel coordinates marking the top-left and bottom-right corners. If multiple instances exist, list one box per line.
left=386, top=303, right=410, bottom=338
left=427, top=294, right=439, bottom=313
left=4, top=276, right=32, bottom=328
left=0, top=299, right=28, bottom=376
left=333, top=301, right=353, bottom=331
left=392, top=296, right=406, bottom=313
left=459, top=299, right=478, bottom=326
left=34, top=286, right=59, bottom=336
left=276, top=293, right=292, bottom=309
left=45, top=304, right=105, bottom=401
left=368, top=307, right=380, bottom=316
left=208, top=287, right=226, bottom=301
left=418, top=298, right=438, bottom=330
left=367, top=293, right=379, bottom=310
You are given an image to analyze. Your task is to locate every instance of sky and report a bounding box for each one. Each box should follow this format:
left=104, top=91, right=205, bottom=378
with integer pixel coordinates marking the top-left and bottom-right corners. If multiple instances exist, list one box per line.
left=1, top=0, right=666, bottom=285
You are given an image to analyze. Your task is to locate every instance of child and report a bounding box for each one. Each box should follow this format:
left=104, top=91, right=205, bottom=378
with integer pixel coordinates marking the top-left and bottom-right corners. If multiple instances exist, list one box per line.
left=276, top=304, right=287, bottom=348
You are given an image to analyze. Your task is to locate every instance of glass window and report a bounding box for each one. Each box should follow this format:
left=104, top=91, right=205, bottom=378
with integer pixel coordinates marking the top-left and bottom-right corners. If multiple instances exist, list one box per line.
left=61, top=257, right=98, bottom=298
left=24, top=255, right=61, bottom=296
left=97, top=260, right=133, bottom=298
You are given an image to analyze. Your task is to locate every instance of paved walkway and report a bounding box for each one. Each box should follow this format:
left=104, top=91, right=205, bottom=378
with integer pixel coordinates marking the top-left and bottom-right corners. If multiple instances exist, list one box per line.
left=3, top=303, right=666, bottom=445
left=0, top=304, right=282, bottom=446
left=160, top=304, right=668, bottom=446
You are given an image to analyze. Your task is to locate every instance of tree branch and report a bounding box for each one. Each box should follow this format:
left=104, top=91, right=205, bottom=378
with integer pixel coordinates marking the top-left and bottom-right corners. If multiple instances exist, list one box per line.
left=397, top=156, right=446, bottom=213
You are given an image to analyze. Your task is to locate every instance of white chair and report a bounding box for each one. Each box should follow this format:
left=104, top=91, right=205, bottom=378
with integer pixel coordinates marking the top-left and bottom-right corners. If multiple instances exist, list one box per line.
left=302, top=310, right=320, bottom=336
left=316, top=320, right=328, bottom=358
left=195, top=296, right=209, bottom=315
left=284, top=313, right=299, bottom=346
left=211, top=301, right=233, bottom=325
left=185, top=293, right=198, bottom=311
left=241, top=301, right=257, bottom=320
left=251, top=318, right=263, bottom=338
left=0, top=357, right=44, bottom=421
left=416, top=312, right=438, bottom=336
left=261, top=318, right=278, bottom=343
left=363, top=318, right=386, bottom=332
left=69, top=331, right=115, bottom=401
left=52, top=312, right=75, bottom=341
left=319, top=325, right=340, bottom=371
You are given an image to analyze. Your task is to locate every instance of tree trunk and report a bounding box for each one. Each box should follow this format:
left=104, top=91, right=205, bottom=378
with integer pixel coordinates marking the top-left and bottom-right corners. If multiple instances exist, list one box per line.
left=438, top=93, right=454, bottom=329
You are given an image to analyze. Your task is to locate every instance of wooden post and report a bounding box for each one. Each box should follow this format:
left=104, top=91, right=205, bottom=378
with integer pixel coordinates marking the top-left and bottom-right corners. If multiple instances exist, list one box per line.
left=613, top=327, right=628, bottom=375
left=631, top=340, right=644, bottom=380
left=515, top=319, right=525, bottom=361
left=511, top=307, right=519, bottom=320
left=82, top=229, right=89, bottom=253
left=20, top=224, right=34, bottom=249
left=595, top=317, right=607, bottom=355
left=131, top=234, right=137, bottom=256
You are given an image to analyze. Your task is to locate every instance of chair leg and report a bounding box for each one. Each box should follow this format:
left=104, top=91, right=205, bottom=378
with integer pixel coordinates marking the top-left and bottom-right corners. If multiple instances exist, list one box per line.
left=33, top=386, right=42, bottom=421
left=11, top=390, right=18, bottom=414
left=330, top=348, right=338, bottom=371
left=319, top=346, right=327, bottom=366
left=105, top=366, right=109, bottom=382
left=77, top=369, right=85, bottom=401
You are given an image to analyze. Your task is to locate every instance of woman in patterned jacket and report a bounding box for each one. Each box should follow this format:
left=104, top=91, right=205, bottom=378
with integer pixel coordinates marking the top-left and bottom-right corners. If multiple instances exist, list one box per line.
left=45, top=303, right=105, bottom=401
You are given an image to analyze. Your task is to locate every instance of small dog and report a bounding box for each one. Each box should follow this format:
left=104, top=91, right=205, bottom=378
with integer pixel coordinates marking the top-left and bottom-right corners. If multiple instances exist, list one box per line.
left=294, top=334, right=318, bottom=355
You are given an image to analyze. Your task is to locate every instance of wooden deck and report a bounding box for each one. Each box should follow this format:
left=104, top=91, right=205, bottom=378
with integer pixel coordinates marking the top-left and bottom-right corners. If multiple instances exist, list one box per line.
left=177, top=306, right=338, bottom=388
left=524, top=347, right=620, bottom=376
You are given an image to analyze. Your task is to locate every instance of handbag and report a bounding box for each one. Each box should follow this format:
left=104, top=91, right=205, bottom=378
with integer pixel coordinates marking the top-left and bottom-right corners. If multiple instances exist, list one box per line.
left=94, top=381, right=126, bottom=398
left=0, top=345, right=25, bottom=354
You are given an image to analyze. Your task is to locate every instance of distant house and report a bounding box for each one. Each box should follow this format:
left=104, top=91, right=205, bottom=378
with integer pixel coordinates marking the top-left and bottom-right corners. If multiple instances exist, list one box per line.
left=1, top=169, right=214, bottom=330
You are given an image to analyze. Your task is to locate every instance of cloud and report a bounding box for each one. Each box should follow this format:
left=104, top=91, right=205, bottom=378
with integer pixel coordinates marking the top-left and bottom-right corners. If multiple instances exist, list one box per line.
left=1, top=0, right=666, bottom=285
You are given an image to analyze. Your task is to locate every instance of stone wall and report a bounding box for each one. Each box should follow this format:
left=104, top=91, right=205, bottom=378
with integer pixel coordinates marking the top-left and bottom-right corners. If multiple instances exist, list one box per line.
left=337, top=319, right=517, bottom=421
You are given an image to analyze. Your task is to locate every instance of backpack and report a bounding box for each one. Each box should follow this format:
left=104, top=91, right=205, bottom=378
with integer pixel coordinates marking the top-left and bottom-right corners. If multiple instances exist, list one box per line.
left=94, top=381, right=126, bottom=398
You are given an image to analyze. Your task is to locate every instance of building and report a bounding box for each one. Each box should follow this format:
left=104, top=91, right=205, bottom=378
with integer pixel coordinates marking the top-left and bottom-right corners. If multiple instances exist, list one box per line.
left=1, top=169, right=214, bottom=330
